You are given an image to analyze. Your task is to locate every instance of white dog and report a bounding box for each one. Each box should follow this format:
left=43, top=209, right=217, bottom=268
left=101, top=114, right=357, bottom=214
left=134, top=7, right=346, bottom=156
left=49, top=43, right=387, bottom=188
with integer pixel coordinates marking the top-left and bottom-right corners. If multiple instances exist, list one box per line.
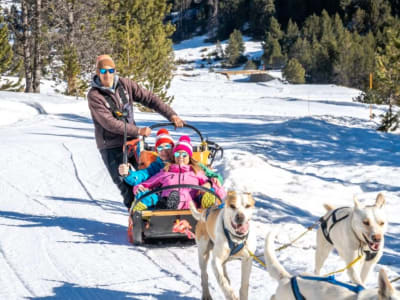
left=264, top=231, right=400, bottom=300
left=189, top=191, right=256, bottom=300
left=315, top=193, right=387, bottom=285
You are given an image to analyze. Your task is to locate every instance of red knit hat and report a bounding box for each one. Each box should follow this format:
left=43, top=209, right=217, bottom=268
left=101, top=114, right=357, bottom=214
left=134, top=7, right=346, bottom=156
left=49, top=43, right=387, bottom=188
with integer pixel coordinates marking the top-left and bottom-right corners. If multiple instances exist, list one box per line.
left=173, top=135, right=193, bottom=157
left=96, top=54, right=115, bottom=70
left=155, top=128, right=174, bottom=148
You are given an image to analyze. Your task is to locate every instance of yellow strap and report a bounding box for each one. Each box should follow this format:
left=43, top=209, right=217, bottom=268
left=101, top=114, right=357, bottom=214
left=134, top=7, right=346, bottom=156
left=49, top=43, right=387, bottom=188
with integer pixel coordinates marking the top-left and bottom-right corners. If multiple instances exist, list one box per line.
left=323, top=255, right=363, bottom=276
left=247, top=249, right=267, bottom=269
left=276, top=220, right=321, bottom=252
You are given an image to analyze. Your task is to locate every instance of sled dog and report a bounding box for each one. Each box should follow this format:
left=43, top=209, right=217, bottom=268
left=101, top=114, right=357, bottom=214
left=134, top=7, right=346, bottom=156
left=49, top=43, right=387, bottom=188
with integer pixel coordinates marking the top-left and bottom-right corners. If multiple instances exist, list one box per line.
left=189, top=191, right=256, bottom=300
left=264, top=231, right=399, bottom=300
left=315, top=193, right=387, bottom=285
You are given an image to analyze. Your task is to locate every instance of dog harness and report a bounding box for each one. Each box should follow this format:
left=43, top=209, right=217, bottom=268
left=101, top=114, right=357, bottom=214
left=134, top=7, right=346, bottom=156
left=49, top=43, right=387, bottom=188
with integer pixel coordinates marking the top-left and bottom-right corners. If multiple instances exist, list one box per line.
left=290, top=275, right=365, bottom=300
left=204, top=203, right=248, bottom=256
left=222, top=221, right=248, bottom=256
left=319, top=207, right=378, bottom=261
left=319, top=207, right=350, bottom=244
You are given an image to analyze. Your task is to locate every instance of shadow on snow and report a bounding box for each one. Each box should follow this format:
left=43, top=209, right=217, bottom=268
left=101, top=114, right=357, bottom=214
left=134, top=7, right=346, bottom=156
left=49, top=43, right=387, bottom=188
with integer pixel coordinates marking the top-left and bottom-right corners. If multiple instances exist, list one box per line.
left=26, top=281, right=198, bottom=300
left=0, top=210, right=128, bottom=246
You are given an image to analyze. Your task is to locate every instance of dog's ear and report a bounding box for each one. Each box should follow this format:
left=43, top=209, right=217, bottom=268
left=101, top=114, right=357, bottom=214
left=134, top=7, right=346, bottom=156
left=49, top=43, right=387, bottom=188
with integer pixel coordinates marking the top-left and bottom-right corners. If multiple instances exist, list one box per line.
left=378, top=268, right=395, bottom=298
left=353, top=195, right=362, bottom=209
left=375, top=193, right=385, bottom=209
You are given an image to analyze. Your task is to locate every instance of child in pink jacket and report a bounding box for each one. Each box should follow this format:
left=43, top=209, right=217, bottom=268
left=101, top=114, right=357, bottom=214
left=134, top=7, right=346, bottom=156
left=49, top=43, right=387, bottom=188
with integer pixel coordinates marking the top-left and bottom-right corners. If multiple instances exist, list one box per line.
left=133, top=135, right=226, bottom=210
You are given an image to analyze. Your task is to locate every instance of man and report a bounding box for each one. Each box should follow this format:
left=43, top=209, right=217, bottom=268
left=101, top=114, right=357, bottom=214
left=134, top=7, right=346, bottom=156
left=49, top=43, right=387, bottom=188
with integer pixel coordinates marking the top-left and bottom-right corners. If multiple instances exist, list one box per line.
left=87, top=54, right=184, bottom=209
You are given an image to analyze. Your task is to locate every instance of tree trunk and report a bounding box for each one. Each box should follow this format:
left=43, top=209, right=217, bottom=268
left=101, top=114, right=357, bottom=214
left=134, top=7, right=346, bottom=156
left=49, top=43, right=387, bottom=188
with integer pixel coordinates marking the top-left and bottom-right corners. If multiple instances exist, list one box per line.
left=65, top=0, right=75, bottom=95
left=22, top=0, right=33, bottom=93
left=32, top=0, right=41, bottom=93
left=207, top=0, right=218, bottom=40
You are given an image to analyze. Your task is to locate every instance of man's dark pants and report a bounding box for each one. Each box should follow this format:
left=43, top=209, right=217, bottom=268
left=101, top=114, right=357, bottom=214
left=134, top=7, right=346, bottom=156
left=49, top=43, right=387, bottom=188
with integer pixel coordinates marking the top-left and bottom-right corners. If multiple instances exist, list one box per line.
left=100, top=147, right=134, bottom=208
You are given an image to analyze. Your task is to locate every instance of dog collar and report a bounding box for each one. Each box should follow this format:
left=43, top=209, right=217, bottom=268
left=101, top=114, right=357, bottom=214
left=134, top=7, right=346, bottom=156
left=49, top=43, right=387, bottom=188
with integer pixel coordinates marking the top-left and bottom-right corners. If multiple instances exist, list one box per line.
left=364, top=250, right=378, bottom=261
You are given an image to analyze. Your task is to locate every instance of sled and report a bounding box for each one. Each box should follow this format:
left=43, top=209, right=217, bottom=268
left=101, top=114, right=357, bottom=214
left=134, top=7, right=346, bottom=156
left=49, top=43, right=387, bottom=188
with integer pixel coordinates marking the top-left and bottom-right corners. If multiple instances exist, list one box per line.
left=127, top=123, right=224, bottom=245
left=128, top=185, right=223, bottom=245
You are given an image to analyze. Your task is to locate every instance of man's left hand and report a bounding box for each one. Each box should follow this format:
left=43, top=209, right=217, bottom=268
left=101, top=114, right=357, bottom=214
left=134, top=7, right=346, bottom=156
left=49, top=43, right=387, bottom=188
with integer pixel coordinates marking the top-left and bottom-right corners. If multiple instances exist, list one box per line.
left=171, top=115, right=185, bottom=128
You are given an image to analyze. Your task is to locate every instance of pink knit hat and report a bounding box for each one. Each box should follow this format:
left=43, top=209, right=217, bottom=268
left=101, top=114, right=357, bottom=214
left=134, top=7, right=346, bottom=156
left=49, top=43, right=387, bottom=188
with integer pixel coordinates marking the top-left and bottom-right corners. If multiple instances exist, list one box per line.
left=173, top=135, right=193, bottom=157
left=155, top=128, right=174, bottom=148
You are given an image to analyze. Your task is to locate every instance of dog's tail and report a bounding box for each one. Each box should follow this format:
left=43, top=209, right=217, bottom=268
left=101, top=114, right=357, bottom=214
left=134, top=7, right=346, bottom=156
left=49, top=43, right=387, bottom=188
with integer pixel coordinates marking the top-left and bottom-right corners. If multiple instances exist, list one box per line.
left=189, top=201, right=203, bottom=221
left=264, top=230, right=291, bottom=281
left=323, top=203, right=334, bottom=211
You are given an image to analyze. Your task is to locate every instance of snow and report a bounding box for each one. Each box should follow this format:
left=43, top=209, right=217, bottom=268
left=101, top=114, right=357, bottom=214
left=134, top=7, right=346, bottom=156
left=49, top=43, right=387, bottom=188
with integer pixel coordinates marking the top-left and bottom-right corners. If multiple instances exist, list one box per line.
left=1, top=36, right=400, bottom=299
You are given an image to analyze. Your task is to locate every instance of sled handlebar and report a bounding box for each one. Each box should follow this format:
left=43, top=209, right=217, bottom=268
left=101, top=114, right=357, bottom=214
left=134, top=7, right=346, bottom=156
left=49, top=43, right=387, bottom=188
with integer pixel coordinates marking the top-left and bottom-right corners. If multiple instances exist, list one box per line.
left=145, top=122, right=205, bottom=143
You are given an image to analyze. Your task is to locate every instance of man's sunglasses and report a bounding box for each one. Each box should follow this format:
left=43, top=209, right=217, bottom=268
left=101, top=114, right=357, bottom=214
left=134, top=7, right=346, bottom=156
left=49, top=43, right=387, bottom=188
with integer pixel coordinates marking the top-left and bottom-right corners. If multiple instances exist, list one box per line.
left=99, top=68, right=115, bottom=74
left=156, top=144, right=172, bottom=152
left=174, top=152, right=188, bottom=158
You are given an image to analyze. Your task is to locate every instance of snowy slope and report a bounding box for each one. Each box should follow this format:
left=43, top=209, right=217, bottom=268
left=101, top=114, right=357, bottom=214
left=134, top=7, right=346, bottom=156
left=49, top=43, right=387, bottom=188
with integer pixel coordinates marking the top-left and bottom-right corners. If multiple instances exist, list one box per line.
left=0, top=38, right=399, bottom=299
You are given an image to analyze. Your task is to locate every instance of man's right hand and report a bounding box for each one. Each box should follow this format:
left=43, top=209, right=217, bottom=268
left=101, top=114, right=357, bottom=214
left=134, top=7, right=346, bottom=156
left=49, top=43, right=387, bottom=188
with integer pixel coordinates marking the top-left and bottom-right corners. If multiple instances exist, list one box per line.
left=138, top=127, right=151, bottom=137
left=118, top=163, right=130, bottom=176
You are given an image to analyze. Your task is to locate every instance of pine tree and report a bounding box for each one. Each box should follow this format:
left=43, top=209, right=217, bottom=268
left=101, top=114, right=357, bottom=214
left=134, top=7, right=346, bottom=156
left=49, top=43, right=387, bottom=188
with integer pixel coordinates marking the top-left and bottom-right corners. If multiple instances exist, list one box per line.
left=218, top=0, right=248, bottom=39
left=282, top=19, right=299, bottom=54
left=375, top=29, right=400, bottom=131
left=61, top=46, right=82, bottom=97
left=0, top=10, right=12, bottom=75
left=249, top=0, right=275, bottom=39
left=224, top=29, right=245, bottom=66
left=108, top=0, right=175, bottom=105
left=262, top=33, right=285, bottom=69
left=289, top=37, right=312, bottom=70
left=283, top=58, right=305, bottom=83
left=244, top=60, right=257, bottom=70
left=268, top=16, right=283, bottom=41
left=0, top=8, right=20, bottom=91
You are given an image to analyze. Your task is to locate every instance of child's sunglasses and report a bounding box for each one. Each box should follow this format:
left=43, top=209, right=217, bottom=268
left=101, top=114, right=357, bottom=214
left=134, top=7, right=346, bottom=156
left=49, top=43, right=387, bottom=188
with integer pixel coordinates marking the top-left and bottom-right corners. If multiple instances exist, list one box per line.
left=174, top=152, right=188, bottom=158
left=99, top=68, right=115, bottom=74
left=156, top=144, right=172, bottom=152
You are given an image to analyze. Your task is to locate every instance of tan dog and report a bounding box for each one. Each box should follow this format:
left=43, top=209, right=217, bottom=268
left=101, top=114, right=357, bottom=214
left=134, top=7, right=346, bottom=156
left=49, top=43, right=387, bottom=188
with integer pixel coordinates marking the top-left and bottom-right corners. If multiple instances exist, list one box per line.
left=189, top=191, right=256, bottom=300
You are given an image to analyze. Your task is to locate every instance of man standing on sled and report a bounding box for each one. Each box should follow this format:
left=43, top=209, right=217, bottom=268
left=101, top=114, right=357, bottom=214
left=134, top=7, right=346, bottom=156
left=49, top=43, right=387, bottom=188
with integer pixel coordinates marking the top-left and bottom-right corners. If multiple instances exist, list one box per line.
left=87, top=54, right=184, bottom=209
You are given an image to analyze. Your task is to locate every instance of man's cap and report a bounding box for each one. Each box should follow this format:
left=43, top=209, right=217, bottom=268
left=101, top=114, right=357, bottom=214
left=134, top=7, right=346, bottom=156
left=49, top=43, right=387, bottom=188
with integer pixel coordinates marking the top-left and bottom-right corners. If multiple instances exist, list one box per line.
left=96, top=54, right=115, bottom=70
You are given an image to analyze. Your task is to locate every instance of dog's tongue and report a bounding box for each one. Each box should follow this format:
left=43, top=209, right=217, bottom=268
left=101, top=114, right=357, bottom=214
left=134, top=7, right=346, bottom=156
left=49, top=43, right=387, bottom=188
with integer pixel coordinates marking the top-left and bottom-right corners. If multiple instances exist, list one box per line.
left=236, top=222, right=249, bottom=234
left=370, top=242, right=380, bottom=251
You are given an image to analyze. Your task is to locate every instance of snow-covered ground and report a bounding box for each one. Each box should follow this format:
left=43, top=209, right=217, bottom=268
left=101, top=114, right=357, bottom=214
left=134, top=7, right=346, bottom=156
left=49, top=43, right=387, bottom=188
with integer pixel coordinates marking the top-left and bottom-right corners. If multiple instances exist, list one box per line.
left=0, top=37, right=399, bottom=299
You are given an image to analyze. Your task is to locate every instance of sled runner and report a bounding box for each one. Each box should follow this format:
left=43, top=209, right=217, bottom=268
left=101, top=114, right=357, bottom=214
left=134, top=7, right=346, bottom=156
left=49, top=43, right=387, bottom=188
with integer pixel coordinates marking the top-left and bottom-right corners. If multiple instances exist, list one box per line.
left=126, top=123, right=224, bottom=245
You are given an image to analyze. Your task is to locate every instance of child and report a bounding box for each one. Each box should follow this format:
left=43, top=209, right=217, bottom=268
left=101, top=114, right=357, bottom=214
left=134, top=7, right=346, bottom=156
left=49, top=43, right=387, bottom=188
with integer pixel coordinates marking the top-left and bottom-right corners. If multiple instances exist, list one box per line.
left=133, top=136, right=226, bottom=211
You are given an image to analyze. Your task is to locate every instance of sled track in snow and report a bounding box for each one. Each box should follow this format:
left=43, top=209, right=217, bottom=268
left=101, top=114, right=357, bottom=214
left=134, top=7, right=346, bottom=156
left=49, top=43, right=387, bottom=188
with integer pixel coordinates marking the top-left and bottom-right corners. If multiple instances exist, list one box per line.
left=62, top=143, right=102, bottom=209
left=0, top=244, right=36, bottom=297
left=0, top=173, right=56, bottom=214
left=135, top=247, right=201, bottom=294
left=166, top=247, right=200, bottom=278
